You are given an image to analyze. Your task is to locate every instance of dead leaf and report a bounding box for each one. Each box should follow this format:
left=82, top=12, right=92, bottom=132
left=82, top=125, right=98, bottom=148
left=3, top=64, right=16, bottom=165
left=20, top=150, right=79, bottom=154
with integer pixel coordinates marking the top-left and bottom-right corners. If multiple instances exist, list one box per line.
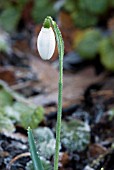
left=28, top=56, right=104, bottom=113
left=59, top=152, right=69, bottom=168
left=89, top=143, right=107, bottom=158
left=0, top=67, right=15, bottom=85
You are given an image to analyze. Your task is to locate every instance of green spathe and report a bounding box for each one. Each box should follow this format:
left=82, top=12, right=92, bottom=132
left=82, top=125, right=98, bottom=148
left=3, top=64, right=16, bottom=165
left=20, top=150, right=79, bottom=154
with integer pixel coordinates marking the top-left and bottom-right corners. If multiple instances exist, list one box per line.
left=43, top=18, right=51, bottom=28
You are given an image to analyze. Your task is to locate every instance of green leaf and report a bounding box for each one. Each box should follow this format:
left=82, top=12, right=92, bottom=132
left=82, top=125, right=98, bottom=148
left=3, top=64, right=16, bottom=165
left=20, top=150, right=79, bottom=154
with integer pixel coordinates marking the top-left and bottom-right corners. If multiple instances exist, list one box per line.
left=76, top=29, right=102, bottom=59
left=0, top=6, right=21, bottom=32
left=77, top=0, right=109, bottom=15
left=61, top=119, right=90, bottom=152
left=28, top=127, right=44, bottom=170
left=109, top=0, right=114, bottom=7
left=72, top=11, right=98, bottom=28
left=29, top=107, right=44, bottom=129
left=64, top=0, right=76, bottom=12
left=0, top=0, right=28, bottom=32
left=32, top=0, right=55, bottom=24
left=0, top=0, right=10, bottom=9
left=13, top=102, right=44, bottom=129
left=99, top=37, right=114, bottom=71
left=0, top=87, right=13, bottom=107
left=0, top=114, right=15, bottom=133
left=3, top=105, right=20, bottom=122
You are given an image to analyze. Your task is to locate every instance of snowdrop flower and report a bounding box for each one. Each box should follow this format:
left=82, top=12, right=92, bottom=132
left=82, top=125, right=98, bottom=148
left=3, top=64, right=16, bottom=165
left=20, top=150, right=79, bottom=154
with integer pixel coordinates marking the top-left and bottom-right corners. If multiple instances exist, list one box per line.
left=37, top=27, right=56, bottom=60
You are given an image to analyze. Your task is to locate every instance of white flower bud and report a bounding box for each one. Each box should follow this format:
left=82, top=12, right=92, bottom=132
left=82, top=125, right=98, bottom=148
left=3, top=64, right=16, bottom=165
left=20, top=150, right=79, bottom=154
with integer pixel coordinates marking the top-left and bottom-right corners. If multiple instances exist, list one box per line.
left=37, top=27, right=56, bottom=60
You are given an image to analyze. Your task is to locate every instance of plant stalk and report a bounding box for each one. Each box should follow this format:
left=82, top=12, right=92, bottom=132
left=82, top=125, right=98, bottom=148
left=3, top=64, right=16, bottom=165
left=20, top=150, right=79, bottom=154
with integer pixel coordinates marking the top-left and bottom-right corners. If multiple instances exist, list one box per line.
left=54, top=56, right=63, bottom=170
left=44, top=16, right=64, bottom=170
left=48, top=18, right=64, bottom=170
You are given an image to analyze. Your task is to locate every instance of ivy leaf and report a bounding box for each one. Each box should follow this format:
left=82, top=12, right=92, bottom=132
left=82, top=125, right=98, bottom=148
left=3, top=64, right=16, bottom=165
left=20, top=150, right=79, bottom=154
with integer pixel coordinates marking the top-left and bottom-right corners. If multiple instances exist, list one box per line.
left=3, top=106, right=19, bottom=123
left=0, top=81, right=44, bottom=130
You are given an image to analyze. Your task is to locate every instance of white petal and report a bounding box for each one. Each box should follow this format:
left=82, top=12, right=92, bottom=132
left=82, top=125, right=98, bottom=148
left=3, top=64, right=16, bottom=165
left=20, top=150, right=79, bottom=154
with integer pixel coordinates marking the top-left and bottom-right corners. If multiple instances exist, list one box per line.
left=37, top=27, right=56, bottom=60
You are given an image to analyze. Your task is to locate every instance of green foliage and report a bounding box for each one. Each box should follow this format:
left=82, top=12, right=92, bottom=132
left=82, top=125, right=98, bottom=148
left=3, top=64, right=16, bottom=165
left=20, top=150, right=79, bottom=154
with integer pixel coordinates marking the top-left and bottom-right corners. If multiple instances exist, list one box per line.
left=0, top=100, right=44, bottom=130
left=0, top=81, right=44, bottom=131
left=28, top=127, right=44, bottom=170
left=0, top=0, right=27, bottom=9
left=76, top=29, right=102, bottom=59
left=13, top=102, right=44, bottom=129
left=64, top=0, right=109, bottom=28
left=17, top=0, right=28, bottom=8
left=0, top=0, right=10, bottom=10
left=26, top=160, right=53, bottom=170
left=72, top=11, right=98, bottom=28
left=0, top=86, right=13, bottom=107
left=3, top=105, right=20, bottom=122
left=0, top=0, right=27, bottom=32
left=0, top=0, right=55, bottom=32
left=33, top=127, right=56, bottom=159
left=0, top=4, right=21, bottom=32
left=32, top=0, right=55, bottom=24
left=99, top=37, right=114, bottom=71
left=63, top=0, right=76, bottom=12
left=61, top=119, right=90, bottom=152
left=77, top=0, right=109, bottom=15
left=0, top=114, right=15, bottom=132
left=109, top=0, right=114, bottom=7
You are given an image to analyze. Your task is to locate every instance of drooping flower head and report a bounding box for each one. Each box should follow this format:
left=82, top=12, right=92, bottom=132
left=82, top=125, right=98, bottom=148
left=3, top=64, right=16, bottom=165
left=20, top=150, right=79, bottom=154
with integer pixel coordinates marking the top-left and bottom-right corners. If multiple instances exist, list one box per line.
left=37, top=18, right=56, bottom=60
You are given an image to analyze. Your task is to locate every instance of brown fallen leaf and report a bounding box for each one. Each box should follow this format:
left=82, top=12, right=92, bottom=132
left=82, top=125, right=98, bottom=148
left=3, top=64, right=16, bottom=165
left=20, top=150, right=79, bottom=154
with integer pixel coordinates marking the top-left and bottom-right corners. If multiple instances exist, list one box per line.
left=28, top=56, right=104, bottom=113
left=0, top=67, right=16, bottom=85
left=89, top=143, right=107, bottom=158
left=62, top=67, right=105, bottom=107
left=59, top=152, right=70, bottom=168
left=0, top=151, right=9, bottom=158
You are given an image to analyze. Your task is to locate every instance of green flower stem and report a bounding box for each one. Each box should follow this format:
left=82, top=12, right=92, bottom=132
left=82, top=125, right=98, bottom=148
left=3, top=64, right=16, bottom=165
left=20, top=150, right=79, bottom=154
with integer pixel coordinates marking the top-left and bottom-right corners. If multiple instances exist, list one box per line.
left=28, top=17, right=64, bottom=170
left=45, top=17, right=64, bottom=170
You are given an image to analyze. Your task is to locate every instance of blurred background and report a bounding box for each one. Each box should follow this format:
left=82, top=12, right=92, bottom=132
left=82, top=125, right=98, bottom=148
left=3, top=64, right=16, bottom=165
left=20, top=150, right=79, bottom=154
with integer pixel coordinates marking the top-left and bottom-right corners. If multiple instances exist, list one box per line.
left=0, top=0, right=114, bottom=70
left=1, top=1, right=114, bottom=170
